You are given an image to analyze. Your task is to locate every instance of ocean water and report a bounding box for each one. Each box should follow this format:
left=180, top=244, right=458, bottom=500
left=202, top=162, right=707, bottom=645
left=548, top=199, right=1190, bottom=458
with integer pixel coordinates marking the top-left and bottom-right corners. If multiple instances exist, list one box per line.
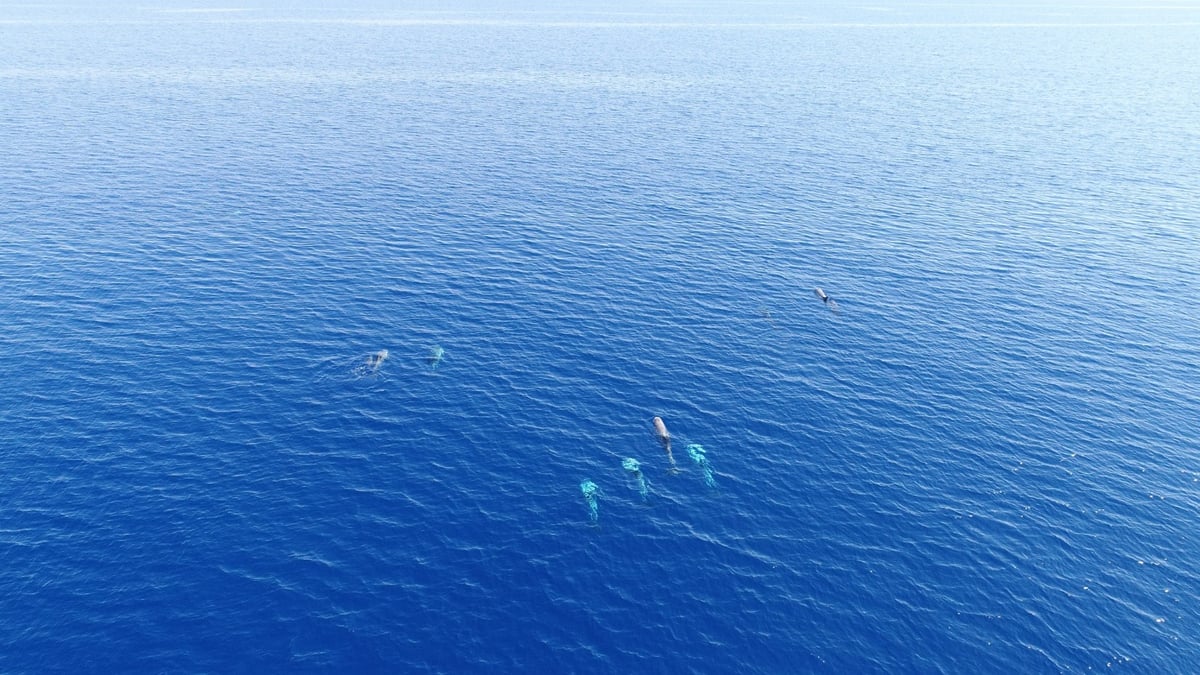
left=2, top=1, right=1199, bottom=672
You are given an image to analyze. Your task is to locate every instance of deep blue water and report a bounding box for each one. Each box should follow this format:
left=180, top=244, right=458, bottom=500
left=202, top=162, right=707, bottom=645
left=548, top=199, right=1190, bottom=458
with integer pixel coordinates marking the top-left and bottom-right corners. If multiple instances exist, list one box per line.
left=3, top=1, right=1199, bottom=672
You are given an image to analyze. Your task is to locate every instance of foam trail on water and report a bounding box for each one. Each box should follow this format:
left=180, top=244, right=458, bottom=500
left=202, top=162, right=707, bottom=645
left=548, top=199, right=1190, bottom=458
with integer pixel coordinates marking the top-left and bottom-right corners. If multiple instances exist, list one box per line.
left=581, top=480, right=600, bottom=523
left=622, top=458, right=649, bottom=501
left=687, top=444, right=716, bottom=488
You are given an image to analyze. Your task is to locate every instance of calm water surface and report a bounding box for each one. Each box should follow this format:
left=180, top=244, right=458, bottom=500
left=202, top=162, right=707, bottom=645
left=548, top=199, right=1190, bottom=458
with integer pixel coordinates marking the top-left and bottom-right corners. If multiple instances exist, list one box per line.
left=2, top=1, right=1198, bottom=672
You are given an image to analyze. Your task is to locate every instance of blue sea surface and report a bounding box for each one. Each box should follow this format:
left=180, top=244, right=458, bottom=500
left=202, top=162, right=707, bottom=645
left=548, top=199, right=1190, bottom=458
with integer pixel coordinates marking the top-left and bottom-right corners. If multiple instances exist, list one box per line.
left=2, top=1, right=1199, bottom=672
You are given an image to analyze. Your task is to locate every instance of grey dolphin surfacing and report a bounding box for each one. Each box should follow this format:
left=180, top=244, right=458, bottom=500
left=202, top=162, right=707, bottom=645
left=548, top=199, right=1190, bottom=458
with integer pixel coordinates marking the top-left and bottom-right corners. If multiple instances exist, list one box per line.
left=652, top=416, right=677, bottom=470
left=814, top=287, right=839, bottom=312
left=368, top=349, right=389, bottom=371
left=653, top=416, right=670, bottom=446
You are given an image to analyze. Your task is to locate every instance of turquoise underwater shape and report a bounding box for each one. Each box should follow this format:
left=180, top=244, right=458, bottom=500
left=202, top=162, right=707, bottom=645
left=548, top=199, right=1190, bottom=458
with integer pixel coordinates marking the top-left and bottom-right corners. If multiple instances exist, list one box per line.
left=687, top=444, right=716, bottom=488
left=428, top=345, right=445, bottom=369
left=622, top=458, right=649, bottom=500
left=580, top=480, right=600, bottom=522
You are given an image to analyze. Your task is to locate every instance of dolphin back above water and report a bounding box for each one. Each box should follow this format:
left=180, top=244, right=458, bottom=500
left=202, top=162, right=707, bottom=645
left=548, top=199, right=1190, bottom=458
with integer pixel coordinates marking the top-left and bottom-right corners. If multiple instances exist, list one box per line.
left=652, top=416, right=677, bottom=470
left=653, top=416, right=670, bottom=447
left=345, top=349, right=389, bottom=378
left=368, top=349, right=389, bottom=370
left=813, top=287, right=839, bottom=312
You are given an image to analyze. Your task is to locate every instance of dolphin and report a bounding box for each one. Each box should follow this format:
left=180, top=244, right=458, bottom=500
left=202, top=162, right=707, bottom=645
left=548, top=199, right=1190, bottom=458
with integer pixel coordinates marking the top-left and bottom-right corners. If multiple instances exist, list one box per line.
left=622, top=457, right=649, bottom=500
left=814, top=287, right=839, bottom=312
left=652, top=416, right=677, bottom=471
left=761, top=306, right=778, bottom=329
left=367, top=349, right=389, bottom=371
left=428, top=345, right=445, bottom=370
left=581, top=479, right=600, bottom=523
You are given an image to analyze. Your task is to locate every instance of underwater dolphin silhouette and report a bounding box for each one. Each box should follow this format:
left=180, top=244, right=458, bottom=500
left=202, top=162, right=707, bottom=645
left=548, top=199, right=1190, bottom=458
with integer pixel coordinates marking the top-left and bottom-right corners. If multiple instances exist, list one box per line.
left=581, top=480, right=600, bottom=522
left=813, top=287, right=830, bottom=303
left=623, top=457, right=649, bottom=500
left=428, top=345, right=444, bottom=369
